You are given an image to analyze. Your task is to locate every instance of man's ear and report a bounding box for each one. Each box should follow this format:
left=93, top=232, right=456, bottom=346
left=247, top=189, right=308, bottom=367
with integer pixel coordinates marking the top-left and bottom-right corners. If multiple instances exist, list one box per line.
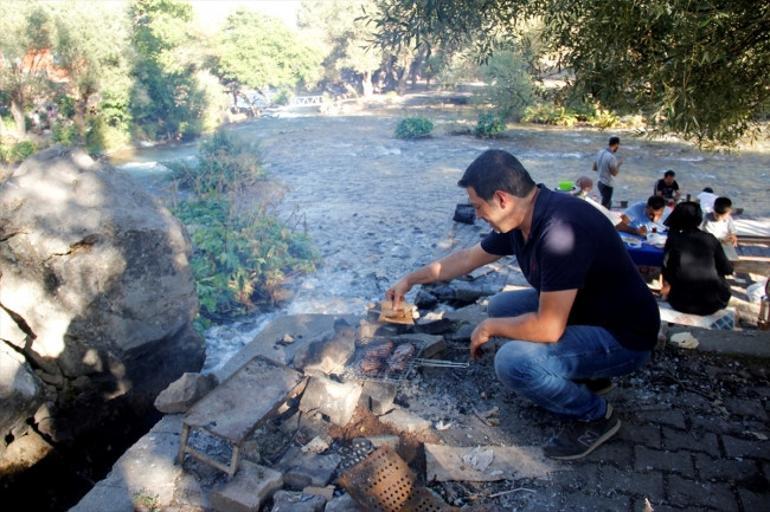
left=494, top=190, right=510, bottom=208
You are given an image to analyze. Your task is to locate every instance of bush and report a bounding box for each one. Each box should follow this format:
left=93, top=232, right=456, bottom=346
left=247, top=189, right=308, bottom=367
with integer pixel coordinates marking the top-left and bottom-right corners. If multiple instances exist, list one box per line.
left=0, top=140, right=36, bottom=165
left=474, top=112, right=507, bottom=138
left=395, top=117, right=434, bottom=139
left=523, top=103, right=579, bottom=127
left=52, top=123, right=79, bottom=146
left=174, top=198, right=316, bottom=323
left=477, top=50, right=535, bottom=121
left=168, top=129, right=264, bottom=195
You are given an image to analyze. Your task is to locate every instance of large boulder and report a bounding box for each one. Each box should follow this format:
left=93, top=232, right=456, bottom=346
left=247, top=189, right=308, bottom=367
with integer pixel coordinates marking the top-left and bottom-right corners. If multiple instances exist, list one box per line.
left=0, top=147, right=204, bottom=474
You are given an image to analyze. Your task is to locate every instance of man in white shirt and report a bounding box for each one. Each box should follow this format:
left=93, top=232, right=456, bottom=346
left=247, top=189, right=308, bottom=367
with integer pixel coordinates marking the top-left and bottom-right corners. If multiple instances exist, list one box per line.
left=702, top=196, right=738, bottom=260
left=697, top=187, right=719, bottom=214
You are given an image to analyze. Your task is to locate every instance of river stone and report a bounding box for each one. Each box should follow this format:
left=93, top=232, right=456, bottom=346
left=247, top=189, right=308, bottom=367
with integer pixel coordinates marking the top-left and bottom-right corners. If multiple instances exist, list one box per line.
left=153, top=372, right=218, bottom=413
left=293, top=320, right=356, bottom=375
left=0, top=147, right=204, bottom=474
left=0, top=342, right=43, bottom=437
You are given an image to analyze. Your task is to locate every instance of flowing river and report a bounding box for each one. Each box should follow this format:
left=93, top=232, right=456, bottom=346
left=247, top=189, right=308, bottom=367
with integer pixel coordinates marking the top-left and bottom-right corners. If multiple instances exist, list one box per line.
left=110, top=94, right=770, bottom=371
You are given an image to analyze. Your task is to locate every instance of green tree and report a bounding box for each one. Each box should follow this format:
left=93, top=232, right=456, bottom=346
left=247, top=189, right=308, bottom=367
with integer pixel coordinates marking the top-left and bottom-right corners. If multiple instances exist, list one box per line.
left=0, top=4, right=56, bottom=135
left=129, top=0, right=206, bottom=141
left=52, top=0, right=132, bottom=147
left=298, top=0, right=384, bottom=96
left=213, top=10, right=322, bottom=102
left=370, top=0, right=770, bottom=145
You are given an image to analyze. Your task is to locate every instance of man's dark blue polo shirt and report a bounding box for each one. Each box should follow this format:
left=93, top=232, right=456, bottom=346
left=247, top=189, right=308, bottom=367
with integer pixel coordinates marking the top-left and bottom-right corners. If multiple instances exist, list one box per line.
left=481, top=186, right=660, bottom=351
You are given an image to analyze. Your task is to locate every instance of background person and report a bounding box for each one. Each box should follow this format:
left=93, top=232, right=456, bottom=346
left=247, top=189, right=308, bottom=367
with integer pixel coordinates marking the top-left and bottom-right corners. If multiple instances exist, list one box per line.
left=616, top=195, right=668, bottom=236
left=387, top=149, right=659, bottom=460
left=655, top=170, right=681, bottom=203
left=697, top=187, right=719, bottom=213
left=592, top=136, right=623, bottom=209
left=662, top=202, right=732, bottom=315
left=701, top=196, right=738, bottom=260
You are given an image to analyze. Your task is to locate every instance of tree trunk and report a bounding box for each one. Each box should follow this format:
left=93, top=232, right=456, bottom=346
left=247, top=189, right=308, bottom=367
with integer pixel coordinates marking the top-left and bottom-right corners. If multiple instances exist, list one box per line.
left=361, top=71, right=373, bottom=97
left=11, top=98, right=26, bottom=136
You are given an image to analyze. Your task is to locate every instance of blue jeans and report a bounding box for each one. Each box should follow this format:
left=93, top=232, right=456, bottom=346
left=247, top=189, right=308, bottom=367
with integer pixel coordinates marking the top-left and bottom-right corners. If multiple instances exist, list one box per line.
left=489, top=289, right=650, bottom=421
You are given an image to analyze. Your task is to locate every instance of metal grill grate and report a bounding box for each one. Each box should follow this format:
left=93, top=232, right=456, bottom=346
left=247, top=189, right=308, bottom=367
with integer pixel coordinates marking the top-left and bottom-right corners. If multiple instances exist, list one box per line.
left=338, top=446, right=416, bottom=512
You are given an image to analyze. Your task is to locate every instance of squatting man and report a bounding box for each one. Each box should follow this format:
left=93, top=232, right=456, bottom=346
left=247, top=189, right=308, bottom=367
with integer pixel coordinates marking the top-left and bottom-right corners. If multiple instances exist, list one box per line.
left=387, top=150, right=660, bottom=459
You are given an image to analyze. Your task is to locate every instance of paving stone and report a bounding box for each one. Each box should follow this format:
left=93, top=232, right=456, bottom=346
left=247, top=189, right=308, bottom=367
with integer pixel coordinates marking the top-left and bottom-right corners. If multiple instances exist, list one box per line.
left=303, top=486, right=335, bottom=501
left=722, top=435, right=770, bottom=459
left=651, top=410, right=687, bottom=430
left=738, top=489, right=770, bottom=512
left=583, top=439, right=634, bottom=468
left=763, top=461, right=770, bottom=481
left=634, top=446, right=695, bottom=476
left=558, top=491, right=632, bottom=511
left=379, top=408, right=432, bottom=434
left=617, top=424, right=662, bottom=449
left=666, top=474, right=738, bottom=512
left=676, top=391, right=717, bottom=412
left=689, top=415, right=734, bottom=435
left=599, top=465, right=664, bottom=499
left=278, top=446, right=341, bottom=490
left=324, top=493, right=362, bottom=512
left=359, top=381, right=397, bottom=415
left=299, top=376, right=363, bottom=427
left=693, top=452, right=761, bottom=481
left=271, top=490, right=326, bottom=512
left=210, top=461, right=282, bottom=512
left=662, top=428, right=720, bottom=457
left=551, top=462, right=602, bottom=492
left=725, top=398, right=769, bottom=421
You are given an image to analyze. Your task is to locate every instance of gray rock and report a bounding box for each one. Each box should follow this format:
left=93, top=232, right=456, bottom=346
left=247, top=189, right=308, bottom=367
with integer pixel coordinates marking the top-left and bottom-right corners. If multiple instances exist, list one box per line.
left=360, top=381, right=397, bottom=415
left=271, top=490, right=326, bottom=512
left=0, top=148, right=205, bottom=474
left=278, top=446, right=341, bottom=490
left=293, top=322, right=356, bottom=375
left=324, top=493, right=362, bottom=512
left=379, top=408, right=432, bottom=434
left=153, top=372, right=218, bottom=413
left=0, top=430, right=52, bottom=474
left=0, top=342, right=43, bottom=437
left=414, top=290, right=438, bottom=309
left=299, top=376, right=363, bottom=427
left=210, top=461, right=283, bottom=512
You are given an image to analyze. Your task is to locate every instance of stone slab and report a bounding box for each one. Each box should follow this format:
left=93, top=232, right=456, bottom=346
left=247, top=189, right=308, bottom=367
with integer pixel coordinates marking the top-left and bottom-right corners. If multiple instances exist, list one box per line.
left=299, top=376, right=362, bottom=427
left=185, top=356, right=304, bottom=442
left=278, top=446, right=341, bottom=490
left=424, top=443, right=553, bottom=482
left=360, top=381, right=397, bottom=415
left=210, top=461, right=283, bottom=512
left=683, top=328, right=770, bottom=359
left=379, top=408, right=432, bottom=434
left=216, top=314, right=339, bottom=381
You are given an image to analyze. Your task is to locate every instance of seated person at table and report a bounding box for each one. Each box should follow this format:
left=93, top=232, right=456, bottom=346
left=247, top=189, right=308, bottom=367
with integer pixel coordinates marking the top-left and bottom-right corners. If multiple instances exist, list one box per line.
left=701, top=196, right=738, bottom=261
left=655, top=170, right=681, bottom=203
left=661, top=202, right=732, bottom=315
left=616, top=196, right=667, bottom=236
left=697, top=187, right=718, bottom=213
left=571, top=176, right=593, bottom=198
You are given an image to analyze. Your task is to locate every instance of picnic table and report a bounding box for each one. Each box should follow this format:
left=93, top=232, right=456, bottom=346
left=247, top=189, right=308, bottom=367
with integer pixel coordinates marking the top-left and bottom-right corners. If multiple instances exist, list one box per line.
left=620, top=233, right=665, bottom=267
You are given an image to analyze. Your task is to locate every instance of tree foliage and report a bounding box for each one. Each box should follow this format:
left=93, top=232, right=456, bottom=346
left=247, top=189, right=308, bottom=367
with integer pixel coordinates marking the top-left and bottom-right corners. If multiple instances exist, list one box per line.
left=213, top=10, right=322, bottom=95
left=298, top=0, right=384, bottom=96
left=370, top=0, right=770, bottom=145
left=129, top=0, right=206, bottom=141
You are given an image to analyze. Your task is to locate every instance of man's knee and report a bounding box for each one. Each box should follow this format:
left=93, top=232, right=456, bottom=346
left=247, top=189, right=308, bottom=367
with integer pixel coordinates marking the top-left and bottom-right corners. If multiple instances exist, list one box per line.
left=494, top=341, right=543, bottom=389
left=487, top=289, right=537, bottom=318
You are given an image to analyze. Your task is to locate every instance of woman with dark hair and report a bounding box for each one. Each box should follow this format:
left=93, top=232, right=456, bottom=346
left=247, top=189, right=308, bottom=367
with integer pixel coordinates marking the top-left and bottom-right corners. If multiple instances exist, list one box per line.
left=661, top=202, right=733, bottom=315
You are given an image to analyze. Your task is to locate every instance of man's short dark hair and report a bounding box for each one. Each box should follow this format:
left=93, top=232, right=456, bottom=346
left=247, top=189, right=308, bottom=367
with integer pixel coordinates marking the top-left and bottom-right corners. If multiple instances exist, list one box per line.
left=646, top=195, right=666, bottom=210
left=458, top=149, right=535, bottom=200
left=713, top=196, right=732, bottom=215
left=702, top=187, right=714, bottom=193
left=664, top=201, right=702, bottom=231
left=664, top=170, right=676, bottom=178
left=609, top=136, right=620, bottom=146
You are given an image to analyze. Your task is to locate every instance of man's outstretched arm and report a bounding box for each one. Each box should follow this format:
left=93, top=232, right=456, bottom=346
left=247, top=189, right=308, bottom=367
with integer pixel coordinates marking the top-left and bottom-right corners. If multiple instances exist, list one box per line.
left=469, top=288, right=578, bottom=359
left=387, top=243, right=501, bottom=308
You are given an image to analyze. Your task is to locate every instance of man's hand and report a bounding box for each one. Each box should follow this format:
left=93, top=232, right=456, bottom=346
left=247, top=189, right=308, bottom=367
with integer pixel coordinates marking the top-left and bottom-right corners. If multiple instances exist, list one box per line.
left=636, top=225, right=648, bottom=237
left=385, top=277, right=412, bottom=310
left=726, top=233, right=738, bottom=246
left=470, top=319, right=494, bottom=360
